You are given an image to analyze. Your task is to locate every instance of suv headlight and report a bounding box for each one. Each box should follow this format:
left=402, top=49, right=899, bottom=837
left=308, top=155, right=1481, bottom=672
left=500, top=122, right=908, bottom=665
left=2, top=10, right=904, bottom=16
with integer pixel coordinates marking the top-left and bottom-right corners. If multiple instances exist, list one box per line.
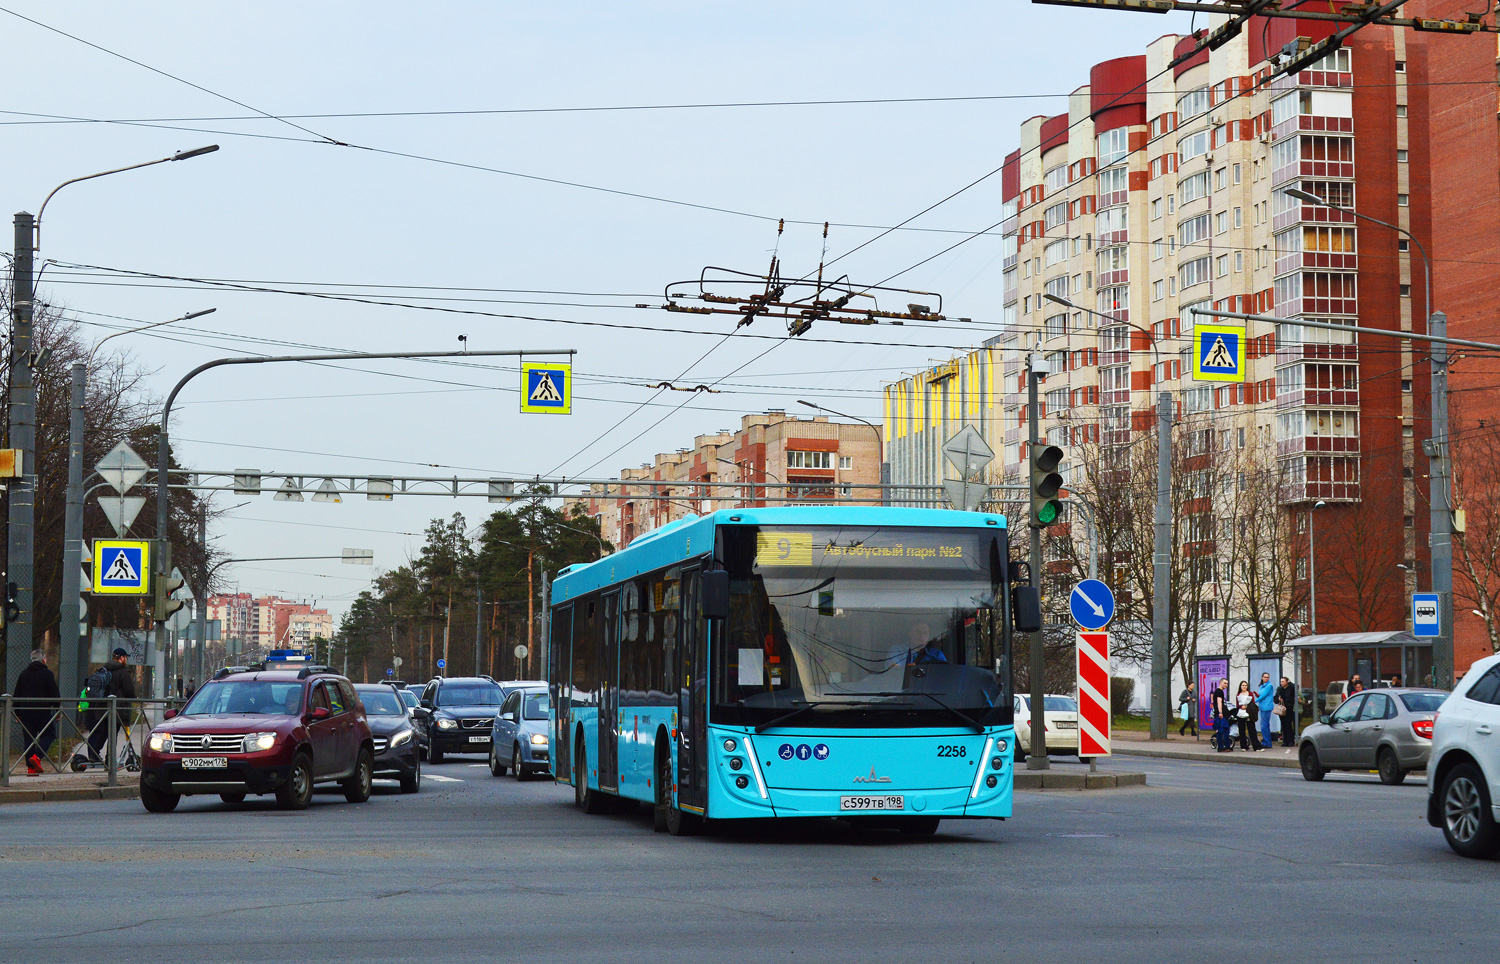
left=149, top=732, right=172, bottom=752
left=390, top=728, right=414, bottom=747
left=436, top=717, right=457, bottom=730
left=529, top=733, right=549, bottom=746
left=243, top=732, right=277, bottom=752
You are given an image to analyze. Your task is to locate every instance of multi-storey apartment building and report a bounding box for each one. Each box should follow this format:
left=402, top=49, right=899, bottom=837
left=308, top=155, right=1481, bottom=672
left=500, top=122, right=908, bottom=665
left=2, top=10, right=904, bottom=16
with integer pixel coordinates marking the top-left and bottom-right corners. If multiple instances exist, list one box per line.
left=884, top=12, right=1500, bottom=681
left=206, top=593, right=332, bottom=655
left=569, top=410, right=882, bottom=549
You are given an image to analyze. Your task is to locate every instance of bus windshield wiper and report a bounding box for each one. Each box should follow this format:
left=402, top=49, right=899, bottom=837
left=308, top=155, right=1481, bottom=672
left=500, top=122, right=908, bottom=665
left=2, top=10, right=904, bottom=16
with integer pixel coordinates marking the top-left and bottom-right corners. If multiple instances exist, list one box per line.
left=753, top=699, right=908, bottom=733
left=859, top=691, right=984, bottom=732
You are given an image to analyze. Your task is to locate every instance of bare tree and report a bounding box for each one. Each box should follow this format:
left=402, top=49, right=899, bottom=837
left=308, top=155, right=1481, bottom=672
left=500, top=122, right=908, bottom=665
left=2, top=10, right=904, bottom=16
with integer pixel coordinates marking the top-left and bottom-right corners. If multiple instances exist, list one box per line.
left=1315, top=463, right=1406, bottom=632
left=1452, top=425, right=1500, bottom=653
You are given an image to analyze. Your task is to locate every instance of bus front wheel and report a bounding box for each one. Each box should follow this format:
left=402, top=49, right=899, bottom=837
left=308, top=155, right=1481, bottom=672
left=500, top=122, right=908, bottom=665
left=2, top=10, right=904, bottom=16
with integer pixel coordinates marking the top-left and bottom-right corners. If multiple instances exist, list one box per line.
left=575, top=744, right=608, bottom=815
left=656, top=745, right=701, bottom=836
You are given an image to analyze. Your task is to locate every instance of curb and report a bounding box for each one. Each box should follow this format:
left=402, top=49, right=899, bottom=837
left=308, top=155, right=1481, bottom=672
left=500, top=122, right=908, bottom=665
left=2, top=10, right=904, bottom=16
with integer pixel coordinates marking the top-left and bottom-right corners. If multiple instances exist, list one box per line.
left=1013, top=771, right=1146, bottom=791
left=0, top=783, right=140, bottom=805
left=1112, top=745, right=1300, bottom=769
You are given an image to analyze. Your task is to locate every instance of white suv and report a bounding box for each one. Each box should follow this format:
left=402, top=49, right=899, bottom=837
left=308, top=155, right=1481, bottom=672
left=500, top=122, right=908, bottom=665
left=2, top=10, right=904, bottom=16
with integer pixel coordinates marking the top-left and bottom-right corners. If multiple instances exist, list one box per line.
left=1428, top=653, right=1500, bottom=858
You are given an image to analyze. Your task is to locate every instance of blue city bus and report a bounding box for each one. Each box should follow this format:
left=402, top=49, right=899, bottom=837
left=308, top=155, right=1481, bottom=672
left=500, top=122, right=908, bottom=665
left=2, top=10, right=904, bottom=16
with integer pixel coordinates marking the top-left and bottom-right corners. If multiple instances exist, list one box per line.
left=547, top=505, right=1032, bottom=835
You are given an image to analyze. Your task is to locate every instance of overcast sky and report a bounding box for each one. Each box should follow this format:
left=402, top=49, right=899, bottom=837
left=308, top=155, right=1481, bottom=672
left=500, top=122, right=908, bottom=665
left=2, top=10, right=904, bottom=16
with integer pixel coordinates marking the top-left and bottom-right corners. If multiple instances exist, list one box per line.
left=3, top=1, right=1196, bottom=618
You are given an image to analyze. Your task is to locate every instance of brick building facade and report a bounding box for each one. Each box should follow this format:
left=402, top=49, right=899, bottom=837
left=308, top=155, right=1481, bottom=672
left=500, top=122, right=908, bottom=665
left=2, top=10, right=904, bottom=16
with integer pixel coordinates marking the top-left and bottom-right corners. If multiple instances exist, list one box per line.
left=569, top=411, right=882, bottom=549
left=884, top=10, right=1499, bottom=679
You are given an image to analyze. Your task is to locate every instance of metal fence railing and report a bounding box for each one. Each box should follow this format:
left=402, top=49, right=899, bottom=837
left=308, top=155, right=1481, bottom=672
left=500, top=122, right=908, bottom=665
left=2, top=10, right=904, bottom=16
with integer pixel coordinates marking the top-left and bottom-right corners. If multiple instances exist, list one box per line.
left=2, top=695, right=184, bottom=788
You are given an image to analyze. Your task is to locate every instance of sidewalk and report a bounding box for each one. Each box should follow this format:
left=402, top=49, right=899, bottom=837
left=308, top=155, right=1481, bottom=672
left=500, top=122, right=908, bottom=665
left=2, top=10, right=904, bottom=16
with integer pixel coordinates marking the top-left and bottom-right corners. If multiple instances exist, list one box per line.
left=2, top=763, right=140, bottom=804
left=1112, top=731, right=1302, bottom=769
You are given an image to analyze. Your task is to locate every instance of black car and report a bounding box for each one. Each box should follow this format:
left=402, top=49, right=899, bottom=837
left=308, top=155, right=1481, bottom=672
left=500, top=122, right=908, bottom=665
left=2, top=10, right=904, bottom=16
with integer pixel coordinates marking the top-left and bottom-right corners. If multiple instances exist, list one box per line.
left=352, top=683, right=421, bottom=793
left=419, top=676, right=505, bottom=763
left=394, top=687, right=432, bottom=759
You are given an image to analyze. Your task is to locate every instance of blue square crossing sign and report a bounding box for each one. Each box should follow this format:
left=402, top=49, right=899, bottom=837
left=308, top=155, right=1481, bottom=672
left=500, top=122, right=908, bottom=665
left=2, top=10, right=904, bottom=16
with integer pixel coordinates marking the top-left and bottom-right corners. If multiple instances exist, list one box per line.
left=1193, top=324, right=1245, bottom=383
left=520, top=362, right=571, bottom=415
left=92, top=539, right=150, bottom=595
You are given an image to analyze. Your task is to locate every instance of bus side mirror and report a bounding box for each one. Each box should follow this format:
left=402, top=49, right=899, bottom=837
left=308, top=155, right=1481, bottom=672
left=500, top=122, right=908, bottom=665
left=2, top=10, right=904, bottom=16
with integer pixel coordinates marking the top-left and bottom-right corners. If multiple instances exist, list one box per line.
left=701, top=570, right=730, bottom=620
left=1011, top=586, right=1042, bottom=634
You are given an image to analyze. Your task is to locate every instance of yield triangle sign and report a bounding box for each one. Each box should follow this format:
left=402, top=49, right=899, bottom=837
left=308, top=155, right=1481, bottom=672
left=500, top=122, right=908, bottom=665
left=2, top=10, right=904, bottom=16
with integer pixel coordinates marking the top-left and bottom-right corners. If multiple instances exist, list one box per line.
left=312, top=479, right=343, bottom=503
left=95, top=442, right=149, bottom=495
left=99, top=495, right=147, bottom=536
left=274, top=478, right=304, bottom=502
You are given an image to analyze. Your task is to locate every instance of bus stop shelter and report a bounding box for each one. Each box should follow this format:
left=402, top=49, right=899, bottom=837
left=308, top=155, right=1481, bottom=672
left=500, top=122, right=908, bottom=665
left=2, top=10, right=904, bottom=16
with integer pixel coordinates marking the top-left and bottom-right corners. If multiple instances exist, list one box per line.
left=1289, top=631, right=1433, bottom=715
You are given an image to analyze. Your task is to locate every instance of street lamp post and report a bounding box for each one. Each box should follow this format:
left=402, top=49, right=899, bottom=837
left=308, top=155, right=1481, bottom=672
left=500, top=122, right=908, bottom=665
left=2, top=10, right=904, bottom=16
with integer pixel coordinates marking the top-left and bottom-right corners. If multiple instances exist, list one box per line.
left=9, top=145, right=218, bottom=699
left=1047, top=293, right=1175, bottom=740
left=152, top=348, right=572, bottom=692
left=1287, top=187, right=1452, bottom=687
left=796, top=399, right=887, bottom=505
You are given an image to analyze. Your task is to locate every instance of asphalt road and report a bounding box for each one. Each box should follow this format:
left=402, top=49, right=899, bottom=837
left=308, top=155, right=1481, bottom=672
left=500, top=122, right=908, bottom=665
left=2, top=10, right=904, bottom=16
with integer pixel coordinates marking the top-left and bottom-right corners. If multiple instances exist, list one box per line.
left=0, top=755, right=1490, bottom=963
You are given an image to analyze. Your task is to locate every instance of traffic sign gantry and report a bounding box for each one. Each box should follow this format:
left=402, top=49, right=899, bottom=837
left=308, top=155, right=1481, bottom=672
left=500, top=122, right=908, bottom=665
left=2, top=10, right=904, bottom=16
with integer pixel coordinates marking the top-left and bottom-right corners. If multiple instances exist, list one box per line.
left=1070, top=579, right=1115, bottom=631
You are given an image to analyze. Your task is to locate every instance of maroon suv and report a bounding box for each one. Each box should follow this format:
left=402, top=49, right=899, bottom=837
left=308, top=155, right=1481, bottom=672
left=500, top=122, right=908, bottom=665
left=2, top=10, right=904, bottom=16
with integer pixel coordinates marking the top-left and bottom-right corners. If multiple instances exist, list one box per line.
left=139, top=665, right=374, bottom=812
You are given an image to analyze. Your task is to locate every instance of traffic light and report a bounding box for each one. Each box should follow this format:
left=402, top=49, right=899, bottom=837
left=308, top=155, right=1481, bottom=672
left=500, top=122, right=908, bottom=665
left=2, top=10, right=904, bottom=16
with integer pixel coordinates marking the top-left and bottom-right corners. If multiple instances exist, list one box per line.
left=1029, top=444, right=1065, bottom=528
left=153, top=569, right=187, bottom=623
left=2, top=581, right=17, bottom=627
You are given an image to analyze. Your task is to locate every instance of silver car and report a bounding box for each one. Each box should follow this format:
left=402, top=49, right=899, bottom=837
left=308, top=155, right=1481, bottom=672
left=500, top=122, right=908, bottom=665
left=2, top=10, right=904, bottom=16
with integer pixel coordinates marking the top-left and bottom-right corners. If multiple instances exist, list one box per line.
left=1298, top=688, right=1445, bottom=784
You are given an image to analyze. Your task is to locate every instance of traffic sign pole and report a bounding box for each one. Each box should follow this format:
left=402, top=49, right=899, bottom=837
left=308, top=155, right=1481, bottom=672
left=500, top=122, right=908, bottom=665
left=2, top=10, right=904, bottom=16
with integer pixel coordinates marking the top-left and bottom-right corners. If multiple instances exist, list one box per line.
left=1077, top=632, right=1111, bottom=758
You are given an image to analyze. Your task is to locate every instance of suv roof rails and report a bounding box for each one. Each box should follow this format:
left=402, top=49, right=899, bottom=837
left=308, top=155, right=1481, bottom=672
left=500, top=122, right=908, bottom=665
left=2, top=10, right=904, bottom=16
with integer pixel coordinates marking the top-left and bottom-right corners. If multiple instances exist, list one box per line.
left=211, top=665, right=256, bottom=680
left=296, top=664, right=333, bottom=679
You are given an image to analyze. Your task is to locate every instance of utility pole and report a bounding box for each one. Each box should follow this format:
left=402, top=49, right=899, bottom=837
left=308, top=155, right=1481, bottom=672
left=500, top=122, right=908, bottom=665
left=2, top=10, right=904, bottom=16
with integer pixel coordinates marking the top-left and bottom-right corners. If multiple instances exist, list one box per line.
left=59, top=364, right=85, bottom=703
left=1429, top=310, right=1455, bottom=688
left=1026, top=354, right=1048, bottom=770
left=6, top=212, right=36, bottom=693
left=526, top=548, right=535, bottom=679
left=194, top=504, right=207, bottom=689
left=541, top=570, right=551, bottom=682
left=1150, top=390, right=1172, bottom=740
left=441, top=592, right=451, bottom=676
left=474, top=583, right=483, bottom=677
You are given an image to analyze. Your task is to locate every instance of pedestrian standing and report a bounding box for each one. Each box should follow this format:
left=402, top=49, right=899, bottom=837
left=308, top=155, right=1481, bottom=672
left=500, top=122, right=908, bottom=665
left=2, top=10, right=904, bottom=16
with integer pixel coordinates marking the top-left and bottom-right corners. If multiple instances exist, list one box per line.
left=1212, top=678, right=1233, bottom=752
left=1276, top=676, right=1298, bottom=747
left=1235, top=680, right=1261, bottom=751
left=13, top=649, right=60, bottom=775
left=1348, top=674, right=1364, bottom=697
left=82, top=649, right=136, bottom=762
left=1255, top=672, right=1276, bottom=748
left=1178, top=681, right=1197, bottom=737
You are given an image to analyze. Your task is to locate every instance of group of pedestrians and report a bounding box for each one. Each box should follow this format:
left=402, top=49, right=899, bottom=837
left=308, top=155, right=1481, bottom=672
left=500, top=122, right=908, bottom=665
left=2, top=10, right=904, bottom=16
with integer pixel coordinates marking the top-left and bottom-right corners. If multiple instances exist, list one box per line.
left=1183, top=673, right=1299, bottom=752
left=10, top=647, right=136, bottom=775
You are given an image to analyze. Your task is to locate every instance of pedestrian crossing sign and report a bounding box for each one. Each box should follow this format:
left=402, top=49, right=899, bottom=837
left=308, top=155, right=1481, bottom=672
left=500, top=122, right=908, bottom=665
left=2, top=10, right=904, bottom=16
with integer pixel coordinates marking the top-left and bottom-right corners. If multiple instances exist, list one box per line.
left=91, top=539, right=150, bottom=595
left=1192, top=324, right=1246, bottom=383
left=520, top=362, right=572, bottom=415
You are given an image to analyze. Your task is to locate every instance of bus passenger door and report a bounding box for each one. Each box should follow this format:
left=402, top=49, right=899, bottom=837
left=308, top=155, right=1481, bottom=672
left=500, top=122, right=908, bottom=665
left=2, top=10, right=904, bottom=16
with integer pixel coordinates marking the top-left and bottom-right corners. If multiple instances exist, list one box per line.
left=600, top=591, right=620, bottom=792
left=551, top=604, right=573, bottom=783
left=678, top=567, right=708, bottom=811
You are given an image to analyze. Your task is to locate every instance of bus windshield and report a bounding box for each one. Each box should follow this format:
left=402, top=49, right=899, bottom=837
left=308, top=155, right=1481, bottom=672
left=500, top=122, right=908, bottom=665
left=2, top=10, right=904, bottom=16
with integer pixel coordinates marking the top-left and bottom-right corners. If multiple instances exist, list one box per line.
left=715, top=525, right=1011, bottom=729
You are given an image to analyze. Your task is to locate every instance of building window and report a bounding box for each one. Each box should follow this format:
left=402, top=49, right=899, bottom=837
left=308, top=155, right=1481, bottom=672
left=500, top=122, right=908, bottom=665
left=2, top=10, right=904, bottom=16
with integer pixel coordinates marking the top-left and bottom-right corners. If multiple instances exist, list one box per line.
left=1097, top=128, right=1130, bottom=167
left=1153, top=279, right=1165, bottom=302
left=1178, top=171, right=1210, bottom=204
left=1216, top=254, right=1229, bottom=277
left=1400, top=284, right=1411, bottom=297
left=1232, top=163, right=1241, bottom=184
left=1398, top=193, right=1409, bottom=206
left=1044, top=165, right=1068, bottom=193
left=1152, top=198, right=1162, bottom=220
left=1396, top=149, right=1408, bottom=163
left=1396, top=104, right=1407, bottom=118
left=1234, top=251, right=1243, bottom=272
left=1179, top=256, right=1211, bottom=289
left=1153, top=238, right=1163, bottom=260
left=1215, top=211, right=1228, bottom=235
left=1044, top=313, right=1068, bottom=340
left=838, top=456, right=852, bottom=470
left=1167, top=194, right=1175, bottom=214
left=1394, top=60, right=1405, bottom=73
left=1398, top=239, right=1410, bottom=252
left=1024, top=296, right=1030, bottom=314
left=1045, top=203, right=1069, bottom=230
left=1215, top=167, right=1227, bottom=191
left=1233, top=207, right=1242, bottom=229
left=787, top=450, right=832, bottom=469
left=1179, top=213, right=1210, bottom=247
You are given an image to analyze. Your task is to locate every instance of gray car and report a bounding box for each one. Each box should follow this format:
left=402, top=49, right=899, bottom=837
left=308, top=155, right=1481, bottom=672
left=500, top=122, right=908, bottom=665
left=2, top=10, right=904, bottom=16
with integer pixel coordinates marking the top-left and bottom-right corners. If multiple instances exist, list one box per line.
left=1298, top=688, right=1445, bottom=784
left=488, top=686, right=549, bottom=780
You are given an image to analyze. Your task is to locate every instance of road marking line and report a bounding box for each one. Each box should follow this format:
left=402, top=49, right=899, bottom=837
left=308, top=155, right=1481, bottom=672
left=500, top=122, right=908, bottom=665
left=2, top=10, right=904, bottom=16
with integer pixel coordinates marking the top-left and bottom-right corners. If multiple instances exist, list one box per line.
left=425, top=774, right=464, bottom=783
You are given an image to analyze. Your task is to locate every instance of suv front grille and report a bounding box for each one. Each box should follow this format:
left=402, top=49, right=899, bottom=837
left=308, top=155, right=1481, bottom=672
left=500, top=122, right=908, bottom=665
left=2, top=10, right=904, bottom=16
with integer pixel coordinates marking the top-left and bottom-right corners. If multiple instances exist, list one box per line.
left=172, top=734, right=247, bottom=752
left=460, top=718, right=492, bottom=729
left=372, top=736, right=389, bottom=753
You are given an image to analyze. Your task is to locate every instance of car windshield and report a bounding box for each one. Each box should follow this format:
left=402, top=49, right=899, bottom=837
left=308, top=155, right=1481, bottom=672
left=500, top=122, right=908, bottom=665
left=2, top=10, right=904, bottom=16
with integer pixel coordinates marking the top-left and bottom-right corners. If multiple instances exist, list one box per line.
left=715, top=525, right=1010, bottom=728
left=1400, top=692, right=1445, bottom=713
left=438, top=683, right=503, bottom=706
left=359, top=691, right=405, bottom=716
left=183, top=680, right=303, bottom=716
left=1021, top=696, right=1078, bottom=712
left=523, top=693, right=550, bottom=721
left=399, top=690, right=418, bottom=708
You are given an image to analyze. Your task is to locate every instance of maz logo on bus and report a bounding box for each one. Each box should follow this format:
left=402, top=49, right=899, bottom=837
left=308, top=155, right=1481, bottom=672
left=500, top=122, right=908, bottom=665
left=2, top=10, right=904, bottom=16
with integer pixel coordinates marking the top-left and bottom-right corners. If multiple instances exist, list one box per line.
left=852, top=767, right=892, bottom=784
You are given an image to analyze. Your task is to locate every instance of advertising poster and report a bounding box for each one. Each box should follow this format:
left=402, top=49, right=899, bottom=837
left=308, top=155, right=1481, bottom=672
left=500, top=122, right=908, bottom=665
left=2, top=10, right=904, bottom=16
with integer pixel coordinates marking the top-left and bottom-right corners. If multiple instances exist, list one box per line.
left=1196, top=655, right=1230, bottom=730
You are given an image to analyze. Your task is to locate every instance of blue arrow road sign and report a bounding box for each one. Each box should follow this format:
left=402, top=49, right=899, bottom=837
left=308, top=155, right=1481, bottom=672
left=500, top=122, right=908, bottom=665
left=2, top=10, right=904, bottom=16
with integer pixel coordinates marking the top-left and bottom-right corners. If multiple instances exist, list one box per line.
left=1412, top=593, right=1441, bottom=638
left=436, top=658, right=447, bottom=669
left=1070, top=579, right=1116, bottom=630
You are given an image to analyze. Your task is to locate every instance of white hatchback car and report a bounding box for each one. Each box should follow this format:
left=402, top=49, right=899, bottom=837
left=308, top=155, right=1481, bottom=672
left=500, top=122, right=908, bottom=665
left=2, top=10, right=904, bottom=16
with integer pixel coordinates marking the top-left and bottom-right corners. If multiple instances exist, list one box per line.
left=1427, top=653, right=1500, bottom=858
left=1013, top=694, right=1081, bottom=760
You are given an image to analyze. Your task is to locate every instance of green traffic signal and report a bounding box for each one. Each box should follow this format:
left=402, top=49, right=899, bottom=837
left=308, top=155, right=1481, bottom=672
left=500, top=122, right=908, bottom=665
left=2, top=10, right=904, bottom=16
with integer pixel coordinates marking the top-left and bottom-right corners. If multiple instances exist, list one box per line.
left=1029, top=444, right=1065, bottom=528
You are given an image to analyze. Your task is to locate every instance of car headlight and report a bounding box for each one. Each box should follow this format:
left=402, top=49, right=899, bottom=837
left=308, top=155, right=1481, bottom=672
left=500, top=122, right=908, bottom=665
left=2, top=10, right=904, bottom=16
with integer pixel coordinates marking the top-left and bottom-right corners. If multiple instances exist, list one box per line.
left=149, top=732, right=172, bottom=752
left=243, top=732, right=277, bottom=752
left=390, top=728, right=413, bottom=747
left=436, top=717, right=457, bottom=730
left=529, top=733, right=549, bottom=746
